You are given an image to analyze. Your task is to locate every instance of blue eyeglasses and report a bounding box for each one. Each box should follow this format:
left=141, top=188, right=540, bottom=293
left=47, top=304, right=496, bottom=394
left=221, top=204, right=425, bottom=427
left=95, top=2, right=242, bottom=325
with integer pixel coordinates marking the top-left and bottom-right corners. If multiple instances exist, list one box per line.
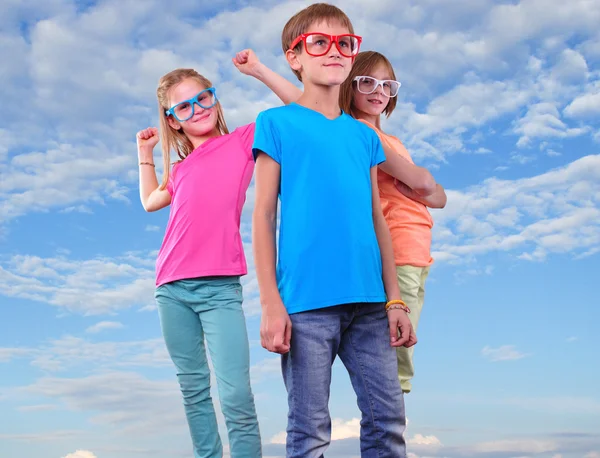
left=165, top=87, right=218, bottom=122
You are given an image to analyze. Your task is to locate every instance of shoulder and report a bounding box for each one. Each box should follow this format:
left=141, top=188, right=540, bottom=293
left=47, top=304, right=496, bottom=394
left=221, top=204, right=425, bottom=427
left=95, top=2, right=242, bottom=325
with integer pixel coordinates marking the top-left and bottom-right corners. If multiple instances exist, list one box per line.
left=257, top=105, right=296, bottom=121
left=342, top=114, right=380, bottom=140
left=230, top=122, right=255, bottom=137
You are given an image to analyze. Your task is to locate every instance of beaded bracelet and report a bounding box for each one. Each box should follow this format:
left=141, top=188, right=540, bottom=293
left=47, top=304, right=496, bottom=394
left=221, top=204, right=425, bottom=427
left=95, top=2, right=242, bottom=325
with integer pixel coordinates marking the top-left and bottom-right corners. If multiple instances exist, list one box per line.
left=139, top=162, right=155, bottom=167
left=386, top=304, right=411, bottom=313
left=385, top=299, right=411, bottom=313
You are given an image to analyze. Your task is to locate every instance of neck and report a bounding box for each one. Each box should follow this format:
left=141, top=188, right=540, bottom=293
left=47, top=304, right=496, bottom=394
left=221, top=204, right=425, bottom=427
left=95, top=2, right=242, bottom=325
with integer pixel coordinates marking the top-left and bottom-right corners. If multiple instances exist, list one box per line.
left=296, top=83, right=342, bottom=119
left=188, top=128, right=220, bottom=150
left=354, top=109, right=381, bottom=130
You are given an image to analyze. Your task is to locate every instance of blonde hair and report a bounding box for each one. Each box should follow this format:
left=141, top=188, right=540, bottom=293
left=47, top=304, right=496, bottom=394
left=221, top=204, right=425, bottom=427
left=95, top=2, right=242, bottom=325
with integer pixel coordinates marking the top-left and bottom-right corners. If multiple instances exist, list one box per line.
left=156, top=69, right=229, bottom=190
left=339, top=51, right=398, bottom=118
left=282, top=3, right=354, bottom=81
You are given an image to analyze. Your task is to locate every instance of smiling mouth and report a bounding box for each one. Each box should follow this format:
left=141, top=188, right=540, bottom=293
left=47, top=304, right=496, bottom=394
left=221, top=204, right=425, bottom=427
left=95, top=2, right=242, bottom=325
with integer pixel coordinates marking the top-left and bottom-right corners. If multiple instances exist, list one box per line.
left=192, top=113, right=211, bottom=122
left=368, top=99, right=384, bottom=104
left=324, top=63, right=344, bottom=68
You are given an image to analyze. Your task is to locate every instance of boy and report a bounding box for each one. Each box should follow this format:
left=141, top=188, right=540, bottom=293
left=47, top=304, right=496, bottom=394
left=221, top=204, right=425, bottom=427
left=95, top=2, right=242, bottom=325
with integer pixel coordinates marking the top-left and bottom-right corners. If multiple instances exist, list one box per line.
left=251, top=4, right=416, bottom=457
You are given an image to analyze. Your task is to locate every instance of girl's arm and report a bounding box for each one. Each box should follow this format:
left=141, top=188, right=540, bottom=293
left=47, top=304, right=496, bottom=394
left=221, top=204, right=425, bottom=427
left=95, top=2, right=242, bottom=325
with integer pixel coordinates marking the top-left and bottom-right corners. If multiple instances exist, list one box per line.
left=233, top=49, right=302, bottom=105
left=371, top=167, right=417, bottom=348
left=253, top=152, right=292, bottom=355
left=378, top=140, right=437, bottom=196
left=137, top=128, right=171, bottom=212
left=395, top=179, right=447, bottom=209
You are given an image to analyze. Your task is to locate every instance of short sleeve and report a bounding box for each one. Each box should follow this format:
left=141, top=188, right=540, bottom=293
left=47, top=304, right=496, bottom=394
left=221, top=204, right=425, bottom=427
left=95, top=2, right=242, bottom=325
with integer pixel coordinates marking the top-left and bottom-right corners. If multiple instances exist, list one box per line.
left=370, top=131, right=386, bottom=168
left=166, top=165, right=176, bottom=195
left=252, top=111, right=281, bottom=164
left=235, top=122, right=255, bottom=158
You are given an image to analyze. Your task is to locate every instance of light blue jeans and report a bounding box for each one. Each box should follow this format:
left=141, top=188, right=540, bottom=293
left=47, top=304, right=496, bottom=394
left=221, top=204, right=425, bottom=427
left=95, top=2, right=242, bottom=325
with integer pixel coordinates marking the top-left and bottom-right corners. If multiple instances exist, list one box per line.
left=282, top=302, right=407, bottom=458
left=155, top=276, right=261, bottom=458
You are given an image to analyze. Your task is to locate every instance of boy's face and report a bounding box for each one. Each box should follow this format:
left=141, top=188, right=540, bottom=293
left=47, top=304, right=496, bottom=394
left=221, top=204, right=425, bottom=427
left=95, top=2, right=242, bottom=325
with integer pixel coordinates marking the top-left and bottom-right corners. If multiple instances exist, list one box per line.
left=287, top=20, right=357, bottom=87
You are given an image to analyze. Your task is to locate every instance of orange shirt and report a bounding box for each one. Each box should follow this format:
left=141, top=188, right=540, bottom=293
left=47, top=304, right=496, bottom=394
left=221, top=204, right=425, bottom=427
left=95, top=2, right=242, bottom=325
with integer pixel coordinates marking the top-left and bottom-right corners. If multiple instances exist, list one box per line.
left=360, top=120, right=434, bottom=267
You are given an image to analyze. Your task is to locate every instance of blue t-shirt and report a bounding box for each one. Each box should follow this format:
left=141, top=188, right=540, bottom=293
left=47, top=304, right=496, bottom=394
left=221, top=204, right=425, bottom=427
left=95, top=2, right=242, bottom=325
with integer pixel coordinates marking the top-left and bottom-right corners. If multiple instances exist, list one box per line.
left=253, top=102, right=387, bottom=314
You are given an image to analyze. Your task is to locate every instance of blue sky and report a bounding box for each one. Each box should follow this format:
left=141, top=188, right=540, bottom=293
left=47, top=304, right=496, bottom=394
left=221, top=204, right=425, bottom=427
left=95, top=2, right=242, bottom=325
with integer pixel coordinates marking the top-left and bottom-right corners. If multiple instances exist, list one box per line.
left=1, top=0, right=599, bottom=457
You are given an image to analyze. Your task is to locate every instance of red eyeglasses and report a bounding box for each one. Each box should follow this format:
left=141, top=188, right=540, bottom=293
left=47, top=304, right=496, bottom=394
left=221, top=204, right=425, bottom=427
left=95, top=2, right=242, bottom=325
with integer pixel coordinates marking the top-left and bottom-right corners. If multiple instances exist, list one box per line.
left=289, top=33, right=362, bottom=58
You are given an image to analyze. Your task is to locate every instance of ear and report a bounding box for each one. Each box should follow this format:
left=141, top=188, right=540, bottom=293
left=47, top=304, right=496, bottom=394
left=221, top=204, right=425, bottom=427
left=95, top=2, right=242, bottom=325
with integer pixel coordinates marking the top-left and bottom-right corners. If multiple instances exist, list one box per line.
left=166, top=115, right=181, bottom=131
left=286, top=49, right=303, bottom=74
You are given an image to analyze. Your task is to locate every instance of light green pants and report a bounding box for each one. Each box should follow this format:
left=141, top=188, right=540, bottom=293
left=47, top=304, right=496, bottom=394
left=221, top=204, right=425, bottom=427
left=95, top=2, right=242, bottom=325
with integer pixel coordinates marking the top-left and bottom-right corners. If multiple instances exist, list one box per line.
left=396, top=265, right=430, bottom=393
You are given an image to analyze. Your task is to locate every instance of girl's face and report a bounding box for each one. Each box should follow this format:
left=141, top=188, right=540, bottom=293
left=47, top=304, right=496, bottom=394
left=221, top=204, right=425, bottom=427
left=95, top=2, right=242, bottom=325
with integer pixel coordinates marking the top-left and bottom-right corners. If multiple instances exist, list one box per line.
left=352, top=64, right=393, bottom=118
left=166, top=78, right=218, bottom=138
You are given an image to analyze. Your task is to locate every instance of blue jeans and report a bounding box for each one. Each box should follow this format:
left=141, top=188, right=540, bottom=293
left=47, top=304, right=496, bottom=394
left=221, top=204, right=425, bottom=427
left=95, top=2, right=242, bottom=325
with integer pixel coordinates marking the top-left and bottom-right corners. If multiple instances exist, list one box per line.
left=282, top=302, right=407, bottom=458
left=155, top=276, right=261, bottom=458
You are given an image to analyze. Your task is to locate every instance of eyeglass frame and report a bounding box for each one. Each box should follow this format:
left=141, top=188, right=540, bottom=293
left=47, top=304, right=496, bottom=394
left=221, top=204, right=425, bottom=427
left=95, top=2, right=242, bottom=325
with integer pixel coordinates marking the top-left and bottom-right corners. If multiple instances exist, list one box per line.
left=353, top=76, right=401, bottom=97
left=289, top=32, right=363, bottom=58
left=164, top=87, right=218, bottom=122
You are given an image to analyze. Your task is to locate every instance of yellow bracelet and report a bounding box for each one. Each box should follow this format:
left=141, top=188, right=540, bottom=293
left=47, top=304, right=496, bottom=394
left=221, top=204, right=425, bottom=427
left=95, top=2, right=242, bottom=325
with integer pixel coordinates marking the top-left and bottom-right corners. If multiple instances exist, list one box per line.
left=385, top=299, right=410, bottom=313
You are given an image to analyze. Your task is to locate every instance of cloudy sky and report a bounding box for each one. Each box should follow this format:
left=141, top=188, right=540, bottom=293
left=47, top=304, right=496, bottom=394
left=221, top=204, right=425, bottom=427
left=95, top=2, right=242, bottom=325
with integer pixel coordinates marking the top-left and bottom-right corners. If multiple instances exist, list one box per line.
left=1, top=0, right=599, bottom=457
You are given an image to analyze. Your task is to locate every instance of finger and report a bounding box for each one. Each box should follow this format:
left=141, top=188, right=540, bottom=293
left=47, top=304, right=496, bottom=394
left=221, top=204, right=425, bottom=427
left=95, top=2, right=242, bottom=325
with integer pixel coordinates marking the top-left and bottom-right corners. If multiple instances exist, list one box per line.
left=236, top=51, right=247, bottom=63
left=389, top=316, right=398, bottom=343
left=232, top=57, right=240, bottom=68
left=284, top=319, right=292, bottom=348
left=395, top=323, right=409, bottom=347
left=272, top=331, right=285, bottom=352
left=260, top=327, right=267, bottom=350
left=406, top=333, right=418, bottom=348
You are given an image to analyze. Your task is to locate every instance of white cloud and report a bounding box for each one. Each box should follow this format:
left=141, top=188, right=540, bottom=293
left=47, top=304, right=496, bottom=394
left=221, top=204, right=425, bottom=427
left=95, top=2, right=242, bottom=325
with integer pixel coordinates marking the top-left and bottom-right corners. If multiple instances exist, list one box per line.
left=145, top=225, right=161, bottom=232
left=407, top=434, right=443, bottom=446
left=0, top=252, right=155, bottom=315
left=23, top=371, right=186, bottom=435
left=250, top=357, right=281, bottom=384
left=331, top=418, right=361, bottom=441
left=63, top=451, right=97, bottom=458
left=481, top=345, right=530, bottom=362
left=1, top=336, right=170, bottom=372
left=515, top=102, right=588, bottom=148
left=470, top=438, right=557, bottom=454
left=269, top=417, right=362, bottom=445
left=0, top=347, right=35, bottom=363
left=432, top=155, right=600, bottom=265
left=564, top=88, right=600, bottom=118
left=85, top=321, right=125, bottom=334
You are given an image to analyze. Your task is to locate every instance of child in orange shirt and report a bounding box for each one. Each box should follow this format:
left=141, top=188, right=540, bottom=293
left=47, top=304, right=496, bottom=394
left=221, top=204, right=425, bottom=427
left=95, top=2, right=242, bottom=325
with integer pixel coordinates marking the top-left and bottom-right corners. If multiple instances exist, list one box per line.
left=340, top=51, right=447, bottom=393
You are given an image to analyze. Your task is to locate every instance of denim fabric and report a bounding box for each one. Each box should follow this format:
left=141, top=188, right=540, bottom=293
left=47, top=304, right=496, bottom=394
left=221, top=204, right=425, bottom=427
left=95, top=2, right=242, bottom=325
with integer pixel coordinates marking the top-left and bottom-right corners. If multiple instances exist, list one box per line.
left=282, top=302, right=406, bottom=458
left=155, top=276, right=261, bottom=458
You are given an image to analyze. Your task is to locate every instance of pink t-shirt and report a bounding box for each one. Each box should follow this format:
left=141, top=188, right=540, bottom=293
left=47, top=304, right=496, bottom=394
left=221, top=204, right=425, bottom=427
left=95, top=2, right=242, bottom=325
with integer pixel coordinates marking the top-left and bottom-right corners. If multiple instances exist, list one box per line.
left=155, top=123, right=255, bottom=287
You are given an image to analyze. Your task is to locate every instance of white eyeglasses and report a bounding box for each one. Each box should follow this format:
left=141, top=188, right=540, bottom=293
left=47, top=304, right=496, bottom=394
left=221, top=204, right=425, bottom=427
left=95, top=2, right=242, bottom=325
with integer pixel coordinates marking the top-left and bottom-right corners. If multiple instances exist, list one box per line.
left=353, top=76, right=401, bottom=97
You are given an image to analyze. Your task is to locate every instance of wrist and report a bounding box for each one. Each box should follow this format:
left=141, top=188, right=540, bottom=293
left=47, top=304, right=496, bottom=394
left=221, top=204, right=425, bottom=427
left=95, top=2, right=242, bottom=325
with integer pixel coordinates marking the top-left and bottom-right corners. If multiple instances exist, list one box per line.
left=260, top=293, right=284, bottom=310
left=250, top=62, right=267, bottom=80
left=138, top=147, right=154, bottom=161
left=386, top=299, right=410, bottom=314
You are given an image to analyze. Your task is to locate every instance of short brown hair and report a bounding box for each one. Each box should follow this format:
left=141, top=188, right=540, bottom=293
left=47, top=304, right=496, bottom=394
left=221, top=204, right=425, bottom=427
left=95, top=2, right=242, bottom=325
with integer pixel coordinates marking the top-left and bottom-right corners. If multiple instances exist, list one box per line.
left=282, top=3, right=354, bottom=81
left=156, top=69, right=228, bottom=190
left=339, top=51, right=398, bottom=118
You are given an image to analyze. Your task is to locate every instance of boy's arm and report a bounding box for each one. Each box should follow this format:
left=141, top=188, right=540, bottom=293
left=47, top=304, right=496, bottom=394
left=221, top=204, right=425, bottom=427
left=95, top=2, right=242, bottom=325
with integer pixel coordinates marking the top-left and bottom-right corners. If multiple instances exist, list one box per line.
left=253, top=152, right=292, bottom=354
left=377, top=139, right=437, bottom=196
left=233, top=49, right=302, bottom=105
left=371, top=167, right=417, bottom=348
left=395, top=179, right=447, bottom=209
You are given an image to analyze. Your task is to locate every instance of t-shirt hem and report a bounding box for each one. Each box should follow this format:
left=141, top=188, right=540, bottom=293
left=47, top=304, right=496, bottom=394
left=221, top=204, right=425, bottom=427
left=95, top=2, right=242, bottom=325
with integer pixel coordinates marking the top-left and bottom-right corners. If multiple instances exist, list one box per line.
left=285, top=294, right=387, bottom=315
left=395, top=258, right=434, bottom=267
left=156, top=268, right=248, bottom=287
